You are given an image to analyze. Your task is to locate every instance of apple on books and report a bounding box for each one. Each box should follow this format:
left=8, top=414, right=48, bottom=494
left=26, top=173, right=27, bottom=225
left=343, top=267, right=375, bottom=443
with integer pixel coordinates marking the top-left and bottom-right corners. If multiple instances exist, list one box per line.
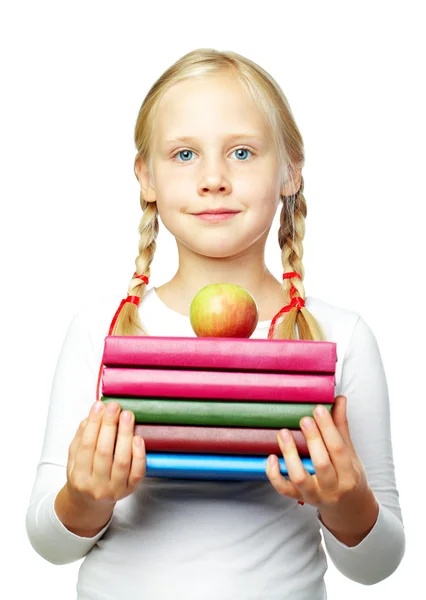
left=189, top=283, right=259, bottom=338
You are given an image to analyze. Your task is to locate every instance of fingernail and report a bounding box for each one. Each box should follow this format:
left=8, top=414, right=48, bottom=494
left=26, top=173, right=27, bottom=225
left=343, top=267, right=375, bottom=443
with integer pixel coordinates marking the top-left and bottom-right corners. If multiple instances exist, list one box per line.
left=279, top=429, right=291, bottom=443
left=107, top=402, right=119, bottom=415
left=93, top=401, right=104, bottom=413
left=314, top=405, right=326, bottom=417
left=301, top=417, right=314, bottom=430
left=121, top=411, right=132, bottom=423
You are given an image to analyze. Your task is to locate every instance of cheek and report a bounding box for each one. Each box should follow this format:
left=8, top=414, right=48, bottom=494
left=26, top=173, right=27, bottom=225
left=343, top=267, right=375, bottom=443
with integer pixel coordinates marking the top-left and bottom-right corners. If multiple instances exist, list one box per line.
left=156, top=177, right=191, bottom=206
left=251, top=190, right=281, bottom=220
left=154, top=187, right=185, bottom=215
left=154, top=199, right=188, bottom=237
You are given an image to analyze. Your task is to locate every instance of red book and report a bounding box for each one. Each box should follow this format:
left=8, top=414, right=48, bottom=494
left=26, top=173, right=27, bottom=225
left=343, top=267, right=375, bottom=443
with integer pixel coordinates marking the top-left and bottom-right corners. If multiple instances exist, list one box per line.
left=102, top=335, right=337, bottom=373
left=134, top=423, right=309, bottom=456
left=102, top=367, right=335, bottom=403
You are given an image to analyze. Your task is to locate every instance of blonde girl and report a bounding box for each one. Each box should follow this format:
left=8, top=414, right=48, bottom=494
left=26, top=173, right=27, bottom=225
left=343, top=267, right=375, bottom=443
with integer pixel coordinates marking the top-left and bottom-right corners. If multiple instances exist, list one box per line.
left=26, top=48, right=405, bottom=600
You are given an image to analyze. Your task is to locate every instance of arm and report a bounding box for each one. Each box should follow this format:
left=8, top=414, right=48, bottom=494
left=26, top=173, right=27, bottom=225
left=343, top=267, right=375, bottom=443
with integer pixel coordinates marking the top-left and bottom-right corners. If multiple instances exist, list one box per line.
left=54, top=482, right=115, bottom=538
left=317, top=477, right=379, bottom=547
left=316, top=316, right=406, bottom=584
left=25, top=307, right=113, bottom=565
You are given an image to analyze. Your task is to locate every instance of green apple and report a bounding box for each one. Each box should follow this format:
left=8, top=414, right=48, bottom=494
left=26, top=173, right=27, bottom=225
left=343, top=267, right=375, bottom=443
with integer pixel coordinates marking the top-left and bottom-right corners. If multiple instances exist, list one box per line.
left=189, top=283, right=259, bottom=338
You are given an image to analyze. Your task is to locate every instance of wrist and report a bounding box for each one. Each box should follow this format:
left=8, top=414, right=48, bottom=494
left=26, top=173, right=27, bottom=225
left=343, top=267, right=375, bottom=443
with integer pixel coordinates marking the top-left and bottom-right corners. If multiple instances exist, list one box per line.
left=54, top=484, right=116, bottom=538
left=318, top=485, right=379, bottom=547
left=64, top=481, right=116, bottom=513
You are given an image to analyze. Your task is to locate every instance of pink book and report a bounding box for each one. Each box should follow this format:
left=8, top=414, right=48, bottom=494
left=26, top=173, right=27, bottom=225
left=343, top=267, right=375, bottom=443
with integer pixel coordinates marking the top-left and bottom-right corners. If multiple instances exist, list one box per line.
left=133, top=423, right=310, bottom=456
left=101, top=367, right=335, bottom=403
left=102, top=336, right=337, bottom=373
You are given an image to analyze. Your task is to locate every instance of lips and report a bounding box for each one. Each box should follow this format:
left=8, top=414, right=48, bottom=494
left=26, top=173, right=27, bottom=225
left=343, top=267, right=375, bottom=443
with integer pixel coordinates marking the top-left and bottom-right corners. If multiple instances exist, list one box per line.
left=192, top=208, right=240, bottom=215
left=193, top=212, right=240, bottom=222
left=197, top=211, right=238, bottom=215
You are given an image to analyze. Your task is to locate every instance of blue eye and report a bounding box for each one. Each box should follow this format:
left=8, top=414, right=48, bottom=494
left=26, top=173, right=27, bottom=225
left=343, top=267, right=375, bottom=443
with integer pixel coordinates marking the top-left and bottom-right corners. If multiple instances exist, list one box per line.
left=233, top=148, right=252, bottom=160
left=175, top=150, right=194, bottom=162
left=173, top=147, right=253, bottom=162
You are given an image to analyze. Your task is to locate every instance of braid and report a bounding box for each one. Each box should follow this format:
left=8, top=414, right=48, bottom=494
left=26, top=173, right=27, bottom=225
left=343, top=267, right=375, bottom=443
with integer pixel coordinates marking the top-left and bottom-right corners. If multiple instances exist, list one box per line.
left=110, top=193, right=159, bottom=336
left=274, top=175, right=326, bottom=341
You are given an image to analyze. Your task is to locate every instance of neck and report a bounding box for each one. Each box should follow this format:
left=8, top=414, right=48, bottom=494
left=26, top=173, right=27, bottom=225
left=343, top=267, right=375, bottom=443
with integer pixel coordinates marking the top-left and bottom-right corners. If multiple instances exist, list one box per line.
left=155, top=238, right=288, bottom=321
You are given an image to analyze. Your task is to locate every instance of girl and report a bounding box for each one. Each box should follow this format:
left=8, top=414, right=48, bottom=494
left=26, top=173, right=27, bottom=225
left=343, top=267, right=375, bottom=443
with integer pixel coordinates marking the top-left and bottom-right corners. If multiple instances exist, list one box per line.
left=26, top=48, right=405, bottom=599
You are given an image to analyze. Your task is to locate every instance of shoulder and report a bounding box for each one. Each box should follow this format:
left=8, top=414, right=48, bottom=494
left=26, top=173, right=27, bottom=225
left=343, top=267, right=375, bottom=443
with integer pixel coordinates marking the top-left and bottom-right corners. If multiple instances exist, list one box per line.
left=67, top=293, right=126, bottom=362
left=71, top=294, right=125, bottom=330
left=307, top=296, right=378, bottom=350
left=305, top=295, right=361, bottom=341
left=305, top=296, right=371, bottom=394
left=68, top=288, right=158, bottom=355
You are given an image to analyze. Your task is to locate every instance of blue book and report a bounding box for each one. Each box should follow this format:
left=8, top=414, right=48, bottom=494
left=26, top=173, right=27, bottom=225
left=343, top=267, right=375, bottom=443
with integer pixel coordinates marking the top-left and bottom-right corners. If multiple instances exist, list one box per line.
left=145, top=452, right=314, bottom=481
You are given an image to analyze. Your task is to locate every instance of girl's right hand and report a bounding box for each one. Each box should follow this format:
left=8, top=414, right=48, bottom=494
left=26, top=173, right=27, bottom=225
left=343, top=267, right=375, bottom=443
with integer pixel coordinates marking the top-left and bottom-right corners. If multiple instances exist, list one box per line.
left=66, top=400, right=146, bottom=509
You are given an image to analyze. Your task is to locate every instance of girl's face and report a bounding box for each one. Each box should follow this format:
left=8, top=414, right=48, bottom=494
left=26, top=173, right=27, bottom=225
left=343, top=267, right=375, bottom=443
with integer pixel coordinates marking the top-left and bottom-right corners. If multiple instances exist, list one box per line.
left=142, top=73, right=283, bottom=259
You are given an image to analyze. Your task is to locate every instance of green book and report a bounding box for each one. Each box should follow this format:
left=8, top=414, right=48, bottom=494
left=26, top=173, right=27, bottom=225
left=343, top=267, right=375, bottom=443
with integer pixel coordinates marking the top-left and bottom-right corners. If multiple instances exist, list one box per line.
left=101, top=397, right=332, bottom=428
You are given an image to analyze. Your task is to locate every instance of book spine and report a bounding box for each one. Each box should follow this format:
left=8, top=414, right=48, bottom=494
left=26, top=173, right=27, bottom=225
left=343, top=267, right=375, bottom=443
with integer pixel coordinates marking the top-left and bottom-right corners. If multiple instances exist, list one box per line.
left=134, top=423, right=309, bottom=456
left=102, top=367, right=335, bottom=403
left=103, top=335, right=337, bottom=373
left=102, top=397, right=333, bottom=428
left=144, top=452, right=315, bottom=480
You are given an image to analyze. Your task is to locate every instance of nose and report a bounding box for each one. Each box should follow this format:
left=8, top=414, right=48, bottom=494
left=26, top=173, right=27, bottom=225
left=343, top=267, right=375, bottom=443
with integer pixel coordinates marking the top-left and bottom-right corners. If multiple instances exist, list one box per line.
left=198, top=161, right=231, bottom=196
left=201, top=182, right=227, bottom=194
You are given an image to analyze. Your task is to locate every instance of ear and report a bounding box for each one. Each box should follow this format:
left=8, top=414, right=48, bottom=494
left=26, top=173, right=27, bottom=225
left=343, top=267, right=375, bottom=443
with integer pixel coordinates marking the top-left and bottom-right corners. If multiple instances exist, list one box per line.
left=135, top=157, right=157, bottom=203
left=281, top=167, right=302, bottom=198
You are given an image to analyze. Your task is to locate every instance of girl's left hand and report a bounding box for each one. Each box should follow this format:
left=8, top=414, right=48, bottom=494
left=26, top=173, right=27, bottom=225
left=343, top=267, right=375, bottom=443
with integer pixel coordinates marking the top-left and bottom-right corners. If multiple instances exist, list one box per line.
left=266, top=395, right=369, bottom=509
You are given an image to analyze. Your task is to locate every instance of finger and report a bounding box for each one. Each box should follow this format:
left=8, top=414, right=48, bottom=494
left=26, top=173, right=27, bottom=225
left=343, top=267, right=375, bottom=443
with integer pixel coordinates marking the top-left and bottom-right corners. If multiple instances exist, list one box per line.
left=266, top=454, right=301, bottom=501
left=92, top=401, right=121, bottom=481
left=73, top=401, right=105, bottom=478
left=300, top=416, right=337, bottom=491
left=313, top=404, right=353, bottom=477
left=128, top=435, right=147, bottom=490
left=276, top=429, right=317, bottom=500
left=332, top=396, right=358, bottom=454
left=110, top=410, right=135, bottom=487
left=68, top=418, right=89, bottom=474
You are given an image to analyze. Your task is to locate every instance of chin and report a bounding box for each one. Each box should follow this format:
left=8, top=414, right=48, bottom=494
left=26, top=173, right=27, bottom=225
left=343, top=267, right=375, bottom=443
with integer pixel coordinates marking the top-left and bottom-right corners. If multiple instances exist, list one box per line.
left=191, top=239, right=250, bottom=259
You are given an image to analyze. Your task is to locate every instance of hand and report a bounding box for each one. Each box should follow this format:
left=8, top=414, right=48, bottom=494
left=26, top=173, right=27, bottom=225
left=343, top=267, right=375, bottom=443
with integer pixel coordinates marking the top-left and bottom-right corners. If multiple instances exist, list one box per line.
left=266, top=396, right=369, bottom=509
left=66, top=400, right=147, bottom=509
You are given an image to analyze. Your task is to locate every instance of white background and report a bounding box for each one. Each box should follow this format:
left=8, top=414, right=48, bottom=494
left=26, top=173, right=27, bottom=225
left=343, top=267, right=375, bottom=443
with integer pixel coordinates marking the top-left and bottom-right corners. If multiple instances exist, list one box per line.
left=1, top=1, right=424, bottom=598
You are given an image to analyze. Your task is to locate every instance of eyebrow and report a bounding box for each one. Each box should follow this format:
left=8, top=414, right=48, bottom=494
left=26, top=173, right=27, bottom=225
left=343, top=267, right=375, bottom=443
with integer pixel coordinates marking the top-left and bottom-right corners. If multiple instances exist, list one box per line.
left=163, top=133, right=265, bottom=146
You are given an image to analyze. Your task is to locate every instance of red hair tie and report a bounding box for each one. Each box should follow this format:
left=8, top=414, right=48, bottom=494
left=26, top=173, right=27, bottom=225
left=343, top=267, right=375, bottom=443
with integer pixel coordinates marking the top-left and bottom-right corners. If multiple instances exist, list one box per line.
left=267, top=272, right=305, bottom=339
left=133, top=272, right=149, bottom=285
left=283, top=271, right=302, bottom=299
left=123, top=273, right=149, bottom=309
left=95, top=273, right=150, bottom=401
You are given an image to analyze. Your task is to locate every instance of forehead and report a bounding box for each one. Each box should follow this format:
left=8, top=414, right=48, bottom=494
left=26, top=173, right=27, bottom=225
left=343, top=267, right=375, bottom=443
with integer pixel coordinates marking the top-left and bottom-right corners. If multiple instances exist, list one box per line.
left=151, top=75, right=268, bottom=145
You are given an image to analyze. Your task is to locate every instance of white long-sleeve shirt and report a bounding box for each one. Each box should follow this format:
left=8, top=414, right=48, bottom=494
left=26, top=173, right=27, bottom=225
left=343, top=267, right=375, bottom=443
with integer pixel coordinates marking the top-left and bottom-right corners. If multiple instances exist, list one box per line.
left=26, top=287, right=405, bottom=600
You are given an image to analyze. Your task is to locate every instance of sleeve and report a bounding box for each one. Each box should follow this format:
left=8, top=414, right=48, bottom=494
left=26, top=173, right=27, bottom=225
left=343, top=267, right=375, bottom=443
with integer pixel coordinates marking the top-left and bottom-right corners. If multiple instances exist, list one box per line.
left=316, top=315, right=406, bottom=584
left=25, top=308, right=113, bottom=565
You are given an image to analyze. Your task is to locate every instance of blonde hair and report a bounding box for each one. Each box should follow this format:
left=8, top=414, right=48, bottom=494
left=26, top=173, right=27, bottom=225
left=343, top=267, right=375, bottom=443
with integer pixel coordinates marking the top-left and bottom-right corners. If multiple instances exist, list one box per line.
left=111, top=48, right=327, bottom=342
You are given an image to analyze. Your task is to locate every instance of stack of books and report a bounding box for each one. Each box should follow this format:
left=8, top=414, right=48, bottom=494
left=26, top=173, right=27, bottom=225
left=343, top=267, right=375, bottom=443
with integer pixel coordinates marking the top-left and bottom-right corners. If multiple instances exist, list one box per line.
left=100, top=336, right=337, bottom=481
